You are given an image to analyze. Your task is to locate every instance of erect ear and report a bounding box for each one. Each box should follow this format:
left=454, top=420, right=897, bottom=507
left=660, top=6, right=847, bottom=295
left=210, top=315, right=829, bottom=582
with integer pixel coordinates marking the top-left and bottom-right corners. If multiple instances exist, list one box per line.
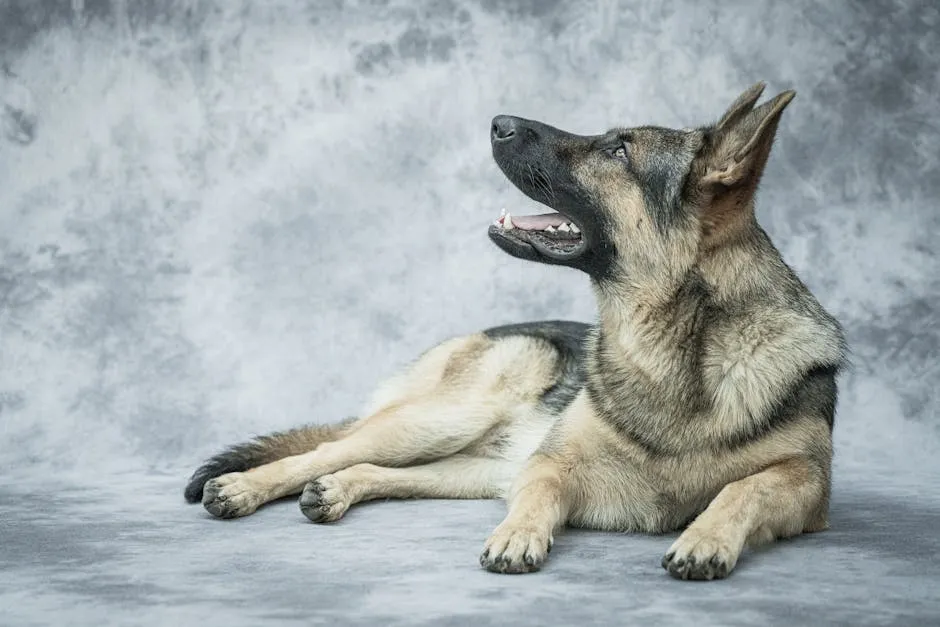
left=700, top=88, right=796, bottom=189
left=715, top=82, right=766, bottom=131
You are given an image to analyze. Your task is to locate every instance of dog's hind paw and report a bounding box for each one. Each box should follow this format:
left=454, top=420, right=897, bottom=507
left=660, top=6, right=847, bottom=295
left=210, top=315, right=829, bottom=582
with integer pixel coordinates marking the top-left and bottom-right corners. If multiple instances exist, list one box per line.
left=299, top=475, right=350, bottom=523
left=479, top=524, right=552, bottom=574
left=202, top=473, right=265, bottom=519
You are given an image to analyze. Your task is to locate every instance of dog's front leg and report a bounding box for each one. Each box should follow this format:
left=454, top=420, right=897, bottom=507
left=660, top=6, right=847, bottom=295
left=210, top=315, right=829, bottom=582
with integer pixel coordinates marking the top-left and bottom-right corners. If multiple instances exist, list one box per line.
left=662, top=456, right=829, bottom=580
left=479, top=453, right=570, bottom=574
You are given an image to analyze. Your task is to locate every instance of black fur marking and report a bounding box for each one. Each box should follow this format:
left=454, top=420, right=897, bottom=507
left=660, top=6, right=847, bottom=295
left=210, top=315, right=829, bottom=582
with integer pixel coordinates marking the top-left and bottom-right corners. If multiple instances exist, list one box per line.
left=719, top=362, right=842, bottom=450
left=585, top=324, right=668, bottom=458
left=577, top=212, right=620, bottom=283
left=592, top=361, right=842, bottom=458
left=585, top=372, right=672, bottom=458
left=483, top=320, right=590, bottom=415
left=489, top=116, right=621, bottom=281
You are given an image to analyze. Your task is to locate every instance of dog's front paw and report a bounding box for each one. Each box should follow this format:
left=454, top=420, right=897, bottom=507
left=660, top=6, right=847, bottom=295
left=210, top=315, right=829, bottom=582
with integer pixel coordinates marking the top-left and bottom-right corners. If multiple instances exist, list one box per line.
left=479, top=524, right=553, bottom=574
left=202, top=473, right=265, bottom=519
left=662, top=527, right=741, bottom=581
left=299, top=475, right=350, bottom=523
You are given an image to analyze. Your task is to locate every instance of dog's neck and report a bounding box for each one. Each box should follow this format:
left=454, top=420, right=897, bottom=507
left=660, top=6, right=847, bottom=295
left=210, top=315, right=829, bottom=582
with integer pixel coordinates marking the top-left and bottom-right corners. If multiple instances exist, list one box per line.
left=588, top=222, right=779, bottom=382
left=697, top=221, right=790, bottom=304
left=589, top=267, right=705, bottom=386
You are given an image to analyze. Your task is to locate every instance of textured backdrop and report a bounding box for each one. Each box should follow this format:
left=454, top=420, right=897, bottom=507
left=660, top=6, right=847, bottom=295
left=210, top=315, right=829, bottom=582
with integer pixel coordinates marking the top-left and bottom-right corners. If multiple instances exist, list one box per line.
left=1, top=1, right=938, bottom=625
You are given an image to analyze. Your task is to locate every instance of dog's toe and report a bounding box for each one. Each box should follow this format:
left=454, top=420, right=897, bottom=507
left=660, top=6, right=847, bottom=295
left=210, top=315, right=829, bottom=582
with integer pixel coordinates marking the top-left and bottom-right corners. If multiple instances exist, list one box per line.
left=479, top=525, right=552, bottom=574
left=299, top=476, right=350, bottom=523
left=662, top=528, right=738, bottom=581
left=202, top=473, right=264, bottom=519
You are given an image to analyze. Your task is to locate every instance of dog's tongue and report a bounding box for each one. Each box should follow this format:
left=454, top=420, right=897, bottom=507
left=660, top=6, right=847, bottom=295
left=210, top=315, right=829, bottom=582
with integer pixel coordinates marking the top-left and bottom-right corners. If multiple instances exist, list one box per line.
left=498, top=212, right=567, bottom=230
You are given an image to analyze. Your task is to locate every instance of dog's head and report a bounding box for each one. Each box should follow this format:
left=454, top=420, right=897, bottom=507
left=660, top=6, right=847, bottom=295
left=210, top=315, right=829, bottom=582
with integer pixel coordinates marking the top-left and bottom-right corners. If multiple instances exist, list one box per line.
left=488, top=83, right=794, bottom=281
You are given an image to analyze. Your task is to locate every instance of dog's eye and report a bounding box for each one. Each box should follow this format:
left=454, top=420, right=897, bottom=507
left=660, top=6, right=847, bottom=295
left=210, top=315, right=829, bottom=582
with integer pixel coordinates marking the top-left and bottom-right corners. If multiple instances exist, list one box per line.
left=610, top=144, right=628, bottom=160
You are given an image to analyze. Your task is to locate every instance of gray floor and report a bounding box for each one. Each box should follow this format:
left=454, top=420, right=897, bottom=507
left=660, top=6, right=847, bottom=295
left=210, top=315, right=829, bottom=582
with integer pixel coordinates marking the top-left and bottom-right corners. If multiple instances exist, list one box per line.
left=1, top=472, right=939, bottom=626
left=1, top=0, right=939, bottom=625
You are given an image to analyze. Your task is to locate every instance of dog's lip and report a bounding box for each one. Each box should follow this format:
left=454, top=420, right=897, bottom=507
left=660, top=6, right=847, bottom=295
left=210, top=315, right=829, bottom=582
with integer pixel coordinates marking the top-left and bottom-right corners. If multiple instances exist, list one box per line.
left=528, top=229, right=589, bottom=260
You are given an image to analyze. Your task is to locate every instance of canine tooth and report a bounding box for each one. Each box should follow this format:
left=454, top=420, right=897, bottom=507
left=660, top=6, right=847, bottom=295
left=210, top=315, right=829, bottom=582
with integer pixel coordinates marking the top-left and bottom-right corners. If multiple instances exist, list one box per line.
left=503, top=213, right=514, bottom=230
left=558, top=223, right=571, bottom=232
left=570, top=223, right=581, bottom=234
left=544, top=225, right=556, bottom=233
left=500, top=208, right=507, bottom=218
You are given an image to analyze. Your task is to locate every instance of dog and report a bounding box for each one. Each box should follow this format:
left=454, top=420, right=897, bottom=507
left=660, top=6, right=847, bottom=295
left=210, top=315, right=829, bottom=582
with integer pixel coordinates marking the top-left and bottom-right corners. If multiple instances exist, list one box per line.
left=184, top=83, right=846, bottom=580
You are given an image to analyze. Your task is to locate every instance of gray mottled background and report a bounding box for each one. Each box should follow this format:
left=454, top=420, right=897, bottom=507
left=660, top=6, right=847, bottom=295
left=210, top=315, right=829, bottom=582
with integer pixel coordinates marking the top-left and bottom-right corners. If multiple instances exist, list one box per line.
left=1, top=1, right=938, bottom=625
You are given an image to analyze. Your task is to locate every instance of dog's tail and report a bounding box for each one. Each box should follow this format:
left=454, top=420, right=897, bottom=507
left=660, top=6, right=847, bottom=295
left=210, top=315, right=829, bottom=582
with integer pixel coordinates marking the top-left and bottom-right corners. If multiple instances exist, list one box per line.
left=183, top=417, right=357, bottom=503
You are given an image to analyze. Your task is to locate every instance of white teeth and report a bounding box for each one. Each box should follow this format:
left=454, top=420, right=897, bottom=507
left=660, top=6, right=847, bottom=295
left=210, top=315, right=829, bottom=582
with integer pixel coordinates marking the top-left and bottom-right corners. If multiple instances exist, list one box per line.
left=570, top=223, right=581, bottom=234
left=503, top=213, right=514, bottom=230
left=544, top=225, right=556, bottom=233
left=558, top=223, right=571, bottom=232
left=500, top=208, right=506, bottom=218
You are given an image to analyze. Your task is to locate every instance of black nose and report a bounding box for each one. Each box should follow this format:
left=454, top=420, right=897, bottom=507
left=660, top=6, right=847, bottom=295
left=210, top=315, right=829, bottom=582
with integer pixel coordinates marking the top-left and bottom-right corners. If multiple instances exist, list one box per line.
left=491, top=115, right=517, bottom=141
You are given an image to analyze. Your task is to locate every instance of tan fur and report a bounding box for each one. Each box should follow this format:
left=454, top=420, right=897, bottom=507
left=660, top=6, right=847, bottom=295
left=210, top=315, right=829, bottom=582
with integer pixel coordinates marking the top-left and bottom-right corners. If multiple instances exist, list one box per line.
left=193, top=84, right=843, bottom=582
left=201, top=333, right=562, bottom=516
left=663, top=456, right=827, bottom=579
left=574, top=150, right=700, bottom=286
left=483, top=388, right=830, bottom=545
left=301, top=455, right=517, bottom=523
left=200, top=310, right=834, bottom=577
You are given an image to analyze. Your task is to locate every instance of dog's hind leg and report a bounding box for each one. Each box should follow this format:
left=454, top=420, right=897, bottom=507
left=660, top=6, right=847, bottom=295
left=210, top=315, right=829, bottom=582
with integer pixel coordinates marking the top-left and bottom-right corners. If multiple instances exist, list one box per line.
left=201, top=396, right=505, bottom=518
left=298, top=454, right=517, bottom=522
left=184, top=419, right=357, bottom=504
left=199, top=332, right=561, bottom=519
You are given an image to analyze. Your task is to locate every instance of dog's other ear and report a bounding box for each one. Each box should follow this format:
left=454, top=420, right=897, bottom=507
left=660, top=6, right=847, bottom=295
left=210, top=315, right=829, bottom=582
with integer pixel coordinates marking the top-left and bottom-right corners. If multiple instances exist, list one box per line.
left=700, top=89, right=796, bottom=189
left=715, top=82, right=766, bottom=132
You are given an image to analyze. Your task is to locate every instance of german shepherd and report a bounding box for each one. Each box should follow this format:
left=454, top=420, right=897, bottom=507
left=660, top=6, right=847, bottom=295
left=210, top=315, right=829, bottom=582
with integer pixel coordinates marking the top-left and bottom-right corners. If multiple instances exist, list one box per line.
left=184, top=83, right=846, bottom=580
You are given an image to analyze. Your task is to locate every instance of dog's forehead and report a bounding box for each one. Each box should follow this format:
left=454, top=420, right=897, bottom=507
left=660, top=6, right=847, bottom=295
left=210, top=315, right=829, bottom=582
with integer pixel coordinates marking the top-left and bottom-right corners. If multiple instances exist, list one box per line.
left=610, top=126, right=700, bottom=168
left=628, top=126, right=695, bottom=145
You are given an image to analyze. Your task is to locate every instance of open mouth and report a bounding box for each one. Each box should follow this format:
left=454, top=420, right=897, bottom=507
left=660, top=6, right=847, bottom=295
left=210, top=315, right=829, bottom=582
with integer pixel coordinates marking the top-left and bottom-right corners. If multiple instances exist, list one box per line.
left=487, top=209, right=588, bottom=260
